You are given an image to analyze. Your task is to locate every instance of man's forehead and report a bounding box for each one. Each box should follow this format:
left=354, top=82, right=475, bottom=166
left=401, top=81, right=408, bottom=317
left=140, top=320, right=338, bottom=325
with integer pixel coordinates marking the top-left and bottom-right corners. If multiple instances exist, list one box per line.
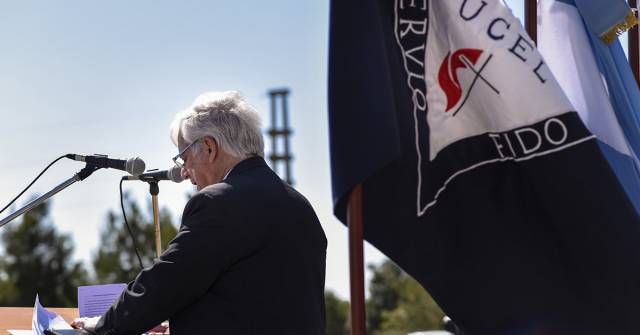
left=177, top=136, right=187, bottom=149
left=178, top=134, right=188, bottom=147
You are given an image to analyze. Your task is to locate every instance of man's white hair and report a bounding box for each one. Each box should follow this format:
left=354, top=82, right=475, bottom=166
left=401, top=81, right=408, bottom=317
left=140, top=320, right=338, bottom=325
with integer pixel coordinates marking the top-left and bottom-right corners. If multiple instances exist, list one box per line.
left=170, top=91, right=264, bottom=158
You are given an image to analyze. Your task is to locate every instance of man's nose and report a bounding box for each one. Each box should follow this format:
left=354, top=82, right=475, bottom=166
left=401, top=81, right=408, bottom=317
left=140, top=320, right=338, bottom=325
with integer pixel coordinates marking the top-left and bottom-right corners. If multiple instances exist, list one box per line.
left=181, top=167, right=189, bottom=179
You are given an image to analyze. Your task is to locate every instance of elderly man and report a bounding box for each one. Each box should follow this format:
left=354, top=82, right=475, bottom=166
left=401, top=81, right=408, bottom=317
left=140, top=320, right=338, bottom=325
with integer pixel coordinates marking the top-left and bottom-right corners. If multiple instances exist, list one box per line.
left=76, top=91, right=327, bottom=334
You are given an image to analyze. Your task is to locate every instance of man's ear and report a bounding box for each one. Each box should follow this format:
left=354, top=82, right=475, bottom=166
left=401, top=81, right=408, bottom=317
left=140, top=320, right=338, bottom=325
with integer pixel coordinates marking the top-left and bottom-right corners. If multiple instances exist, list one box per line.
left=203, top=136, right=217, bottom=161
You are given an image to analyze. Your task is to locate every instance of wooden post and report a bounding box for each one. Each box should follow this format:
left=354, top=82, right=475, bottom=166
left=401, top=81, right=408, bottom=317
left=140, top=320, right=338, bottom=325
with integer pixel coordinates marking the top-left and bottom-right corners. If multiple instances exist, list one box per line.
left=149, top=181, right=162, bottom=258
left=629, top=0, right=640, bottom=86
left=525, top=0, right=537, bottom=44
left=152, top=194, right=161, bottom=258
left=347, top=184, right=366, bottom=335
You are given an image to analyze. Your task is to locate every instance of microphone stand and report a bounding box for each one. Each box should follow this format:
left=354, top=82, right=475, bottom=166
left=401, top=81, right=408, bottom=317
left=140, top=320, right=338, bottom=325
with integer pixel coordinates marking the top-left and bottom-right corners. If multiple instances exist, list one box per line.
left=121, top=175, right=164, bottom=258
left=0, top=163, right=101, bottom=229
left=147, top=180, right=162, bottom=258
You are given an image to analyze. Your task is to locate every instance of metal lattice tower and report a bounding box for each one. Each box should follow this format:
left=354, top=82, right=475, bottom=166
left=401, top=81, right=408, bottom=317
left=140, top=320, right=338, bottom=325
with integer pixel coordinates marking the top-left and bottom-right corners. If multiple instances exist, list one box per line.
left=267, top=88, right=294, bottom=185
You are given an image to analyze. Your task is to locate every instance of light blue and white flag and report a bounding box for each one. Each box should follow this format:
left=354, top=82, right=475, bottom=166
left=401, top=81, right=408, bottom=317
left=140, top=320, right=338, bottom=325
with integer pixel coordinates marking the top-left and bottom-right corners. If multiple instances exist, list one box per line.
left=538, top=0, right=640, bottom=212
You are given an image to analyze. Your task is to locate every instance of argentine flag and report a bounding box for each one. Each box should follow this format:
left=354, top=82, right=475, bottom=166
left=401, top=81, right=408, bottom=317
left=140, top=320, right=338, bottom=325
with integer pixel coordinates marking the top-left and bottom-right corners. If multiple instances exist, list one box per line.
left=538, top=0, right=640, bottom=213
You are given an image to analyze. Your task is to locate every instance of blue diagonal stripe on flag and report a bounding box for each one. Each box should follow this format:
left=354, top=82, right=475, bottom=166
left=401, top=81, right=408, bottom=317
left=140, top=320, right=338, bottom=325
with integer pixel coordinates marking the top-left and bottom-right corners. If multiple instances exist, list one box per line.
left=538, top=0, right=640, bottom=213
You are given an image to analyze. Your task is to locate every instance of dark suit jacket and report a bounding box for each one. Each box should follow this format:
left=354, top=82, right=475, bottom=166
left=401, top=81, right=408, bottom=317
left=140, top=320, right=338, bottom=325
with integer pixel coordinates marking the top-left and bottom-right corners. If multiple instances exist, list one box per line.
left=95, top=156, right=327, bottom=335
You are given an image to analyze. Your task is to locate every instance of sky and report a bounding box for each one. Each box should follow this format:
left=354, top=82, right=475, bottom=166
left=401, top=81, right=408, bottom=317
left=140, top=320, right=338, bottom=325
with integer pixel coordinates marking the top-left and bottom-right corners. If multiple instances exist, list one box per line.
left=0, top=0, right=631, bottom=302
left=0, top=0, right=384, bottom=301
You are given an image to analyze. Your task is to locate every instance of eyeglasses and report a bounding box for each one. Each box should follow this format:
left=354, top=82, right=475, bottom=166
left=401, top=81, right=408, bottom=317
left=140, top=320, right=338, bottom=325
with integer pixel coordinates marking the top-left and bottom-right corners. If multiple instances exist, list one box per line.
left=172, top=138, right=202, bottom=168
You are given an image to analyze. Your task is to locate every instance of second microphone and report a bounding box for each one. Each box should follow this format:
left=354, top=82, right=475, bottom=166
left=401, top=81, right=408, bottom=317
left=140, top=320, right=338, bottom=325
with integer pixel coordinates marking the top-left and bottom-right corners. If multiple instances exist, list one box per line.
left=123, top=166, right=184, bottom=183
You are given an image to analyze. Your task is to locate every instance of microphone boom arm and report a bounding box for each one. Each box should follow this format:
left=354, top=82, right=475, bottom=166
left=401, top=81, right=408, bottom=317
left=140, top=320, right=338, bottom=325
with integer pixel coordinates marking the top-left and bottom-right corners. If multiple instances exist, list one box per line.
left=0, top=163, right=101, bottom=229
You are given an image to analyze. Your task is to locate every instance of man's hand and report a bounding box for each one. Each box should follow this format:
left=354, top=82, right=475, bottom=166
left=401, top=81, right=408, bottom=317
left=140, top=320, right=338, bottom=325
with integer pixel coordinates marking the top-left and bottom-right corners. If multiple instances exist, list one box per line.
left=148, top=321, right=170, bottom=335
left=71, top=316, right=101, bottom=333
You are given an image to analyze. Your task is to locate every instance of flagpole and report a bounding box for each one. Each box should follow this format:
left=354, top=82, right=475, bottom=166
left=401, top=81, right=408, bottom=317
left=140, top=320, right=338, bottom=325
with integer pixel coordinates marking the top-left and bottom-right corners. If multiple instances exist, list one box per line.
left=629, top=0, right=640, bottom=86
left=347, top=184, right=366, bottom=335
left=525, top=0, right=537, bottom=44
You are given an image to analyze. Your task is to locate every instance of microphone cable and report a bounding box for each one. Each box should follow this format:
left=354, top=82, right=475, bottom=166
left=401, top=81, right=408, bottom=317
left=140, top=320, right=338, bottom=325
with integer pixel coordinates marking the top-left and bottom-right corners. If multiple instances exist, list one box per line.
left=119, top=178, right=145, bottom=270
left=0, top=155, right=67, bottom=215
left=1, top=155, right=146, bottom=271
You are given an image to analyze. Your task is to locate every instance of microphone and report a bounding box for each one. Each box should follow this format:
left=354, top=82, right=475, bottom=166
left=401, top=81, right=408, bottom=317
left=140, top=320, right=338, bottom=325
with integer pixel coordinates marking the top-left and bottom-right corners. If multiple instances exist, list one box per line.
left=65, top=154, right=146, bottom=176
left=123, top=166, right=184, bottom=183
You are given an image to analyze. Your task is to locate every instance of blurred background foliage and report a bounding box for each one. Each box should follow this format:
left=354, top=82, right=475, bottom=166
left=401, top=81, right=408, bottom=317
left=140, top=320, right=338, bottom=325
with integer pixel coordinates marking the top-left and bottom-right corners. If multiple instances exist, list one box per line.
left=0, top=196, right=445, bottom=335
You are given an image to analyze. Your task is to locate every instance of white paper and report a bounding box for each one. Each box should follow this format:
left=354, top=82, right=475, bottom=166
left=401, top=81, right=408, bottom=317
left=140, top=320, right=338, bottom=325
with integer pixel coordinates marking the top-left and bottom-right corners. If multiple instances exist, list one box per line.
left=31, top=295, right=73, bottom=335
left=77, top=283, right=127, bottom=317
left=8, top=331, right=35, bottom=335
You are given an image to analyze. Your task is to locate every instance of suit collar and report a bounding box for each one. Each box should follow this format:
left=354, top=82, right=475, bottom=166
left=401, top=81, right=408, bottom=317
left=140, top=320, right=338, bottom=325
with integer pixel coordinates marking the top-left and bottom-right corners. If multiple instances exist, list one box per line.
left=225, top=156, right=267, bottom=180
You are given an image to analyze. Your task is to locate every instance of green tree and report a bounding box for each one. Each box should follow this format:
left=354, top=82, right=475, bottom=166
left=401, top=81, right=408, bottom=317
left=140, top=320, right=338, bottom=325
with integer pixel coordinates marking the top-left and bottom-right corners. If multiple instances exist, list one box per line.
left=92, top=192, right=178, bottom=284
left=367, top=260, right=445, bottom=335
left=377, top=277, right=445, bottom=334
left=367, top=260, right=403, bottom=331
left=325, top=290, right=349, bottom=335
left=0, top=200, right=88, bottom=307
